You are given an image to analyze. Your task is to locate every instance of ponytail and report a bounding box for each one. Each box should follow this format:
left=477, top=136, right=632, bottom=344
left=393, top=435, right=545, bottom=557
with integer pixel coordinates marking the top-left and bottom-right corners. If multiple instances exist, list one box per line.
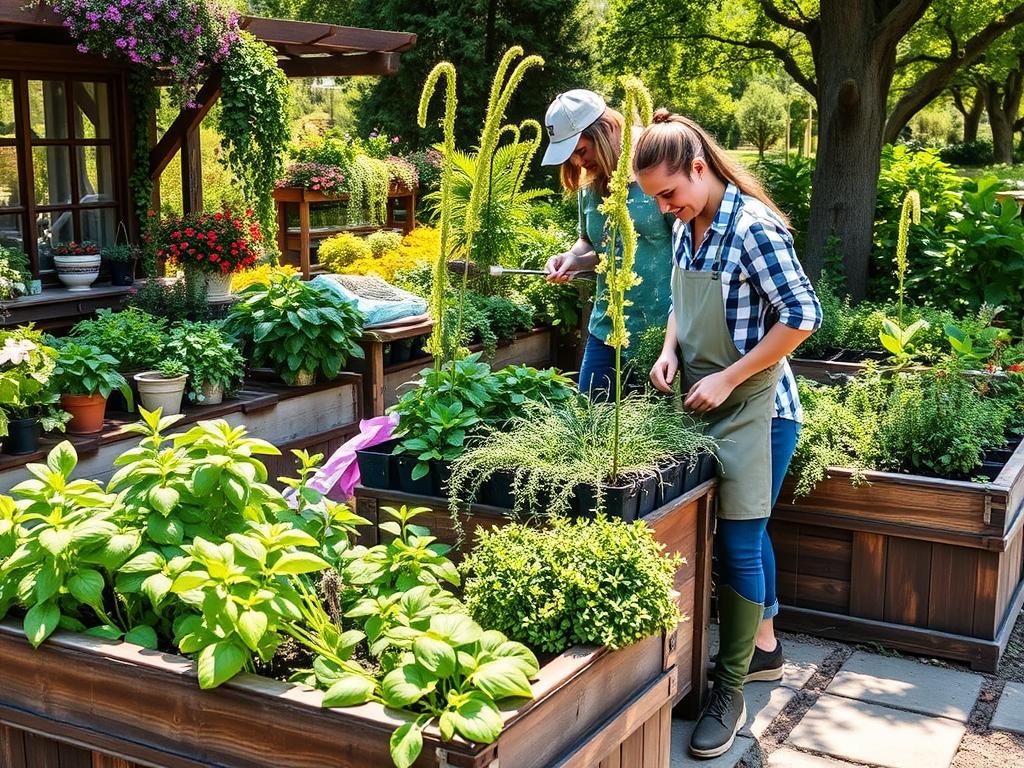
left=634, top=109, right=791, bottom=228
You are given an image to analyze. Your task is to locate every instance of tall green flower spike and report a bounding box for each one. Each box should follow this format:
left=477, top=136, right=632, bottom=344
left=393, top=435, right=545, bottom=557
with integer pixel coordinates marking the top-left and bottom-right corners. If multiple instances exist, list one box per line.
left=418, top=62, right=458, bottom=368
left=895, top=189, right=921, bottom=325
left=597, top=75, right=653, bottom=479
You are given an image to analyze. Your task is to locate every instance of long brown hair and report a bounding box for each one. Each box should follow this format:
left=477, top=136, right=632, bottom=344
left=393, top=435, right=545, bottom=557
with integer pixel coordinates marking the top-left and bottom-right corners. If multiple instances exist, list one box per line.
left=633, top=109, right=790, bottom=228
left=559, top=107, right=624, bottom=197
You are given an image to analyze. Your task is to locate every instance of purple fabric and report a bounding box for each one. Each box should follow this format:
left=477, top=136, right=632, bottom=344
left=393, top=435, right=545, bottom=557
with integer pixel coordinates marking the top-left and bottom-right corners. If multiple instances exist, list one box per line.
left=298, top=414, right=399, bottom=502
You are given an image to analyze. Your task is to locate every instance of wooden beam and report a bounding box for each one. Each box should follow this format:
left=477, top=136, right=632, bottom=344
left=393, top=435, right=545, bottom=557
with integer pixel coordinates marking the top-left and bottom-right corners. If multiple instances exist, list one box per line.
left=277, top=52, right=401, bottom=78
left=148, top=73, right=221, bottom=182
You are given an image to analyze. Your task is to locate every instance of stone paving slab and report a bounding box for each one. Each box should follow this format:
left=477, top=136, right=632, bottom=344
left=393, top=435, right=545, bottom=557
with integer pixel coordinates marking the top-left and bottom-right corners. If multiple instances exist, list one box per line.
left=786, top=694, right=966, bottom=768
left=826, top=651, right=982, bottom=722
left=741, top=683, right=797, bottom=738
left=671, top=717, right=754, bottom=767
left=766, top=747, right=868, bottom=767
left=991, top=681, right=1024, bottom=735
left=707, top=626, right=828, bottom=690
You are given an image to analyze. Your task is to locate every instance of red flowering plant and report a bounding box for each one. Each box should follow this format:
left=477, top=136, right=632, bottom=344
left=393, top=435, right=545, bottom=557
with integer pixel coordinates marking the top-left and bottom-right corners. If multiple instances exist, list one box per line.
left=156, top=207, right=261, bottom=275
left=53, top=241, right=100, bottom=256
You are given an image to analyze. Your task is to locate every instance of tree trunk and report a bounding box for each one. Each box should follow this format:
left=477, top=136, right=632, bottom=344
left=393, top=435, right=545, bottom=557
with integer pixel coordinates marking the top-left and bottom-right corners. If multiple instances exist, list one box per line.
left=955, top=87, right=986, bottom=143
left=804, top=3, right=902, bottom=300
left=989, top=95, right=1016, bottom=164
left=985, top=61, right=1024, bottom=165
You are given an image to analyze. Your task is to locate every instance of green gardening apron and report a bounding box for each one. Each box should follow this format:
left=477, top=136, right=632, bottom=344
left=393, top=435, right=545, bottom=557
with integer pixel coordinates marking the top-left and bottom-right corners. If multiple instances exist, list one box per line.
left=672, top=218, right=781, bottom=521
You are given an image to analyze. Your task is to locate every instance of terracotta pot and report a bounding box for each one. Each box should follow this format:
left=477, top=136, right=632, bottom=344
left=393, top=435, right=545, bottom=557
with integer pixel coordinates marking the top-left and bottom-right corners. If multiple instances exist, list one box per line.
left=61, top=393, right=108, bottom=434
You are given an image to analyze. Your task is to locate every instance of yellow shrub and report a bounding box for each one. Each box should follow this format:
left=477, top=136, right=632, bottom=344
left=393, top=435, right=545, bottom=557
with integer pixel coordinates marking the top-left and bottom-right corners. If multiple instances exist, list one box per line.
left=319, top=232, right=370, bottom=272
left=231, top=263, right=300, bottom=292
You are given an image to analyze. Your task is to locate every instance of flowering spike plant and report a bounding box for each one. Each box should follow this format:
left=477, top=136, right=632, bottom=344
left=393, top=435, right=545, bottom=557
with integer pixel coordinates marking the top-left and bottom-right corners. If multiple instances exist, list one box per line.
left=156, top=206, right=261, bottom=276
left=53, top=0, right=240, bottom=107
left=597, top=76, right=653, bottom=479
left=895, top=189, right=921, bottom=325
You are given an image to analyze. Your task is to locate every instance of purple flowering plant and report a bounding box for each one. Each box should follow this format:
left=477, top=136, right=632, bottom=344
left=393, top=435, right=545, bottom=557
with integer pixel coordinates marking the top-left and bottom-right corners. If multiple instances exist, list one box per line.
left=53, top=0, right=240, bottom=106
left=276, top=162, right=347, bottom=195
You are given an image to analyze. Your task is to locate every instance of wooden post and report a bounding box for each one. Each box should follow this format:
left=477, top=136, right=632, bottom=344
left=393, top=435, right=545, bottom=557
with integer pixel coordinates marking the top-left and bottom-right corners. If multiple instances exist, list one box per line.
left=299, top=196, right=311, bottom=279
left=181, top=125, right=203, bottom=215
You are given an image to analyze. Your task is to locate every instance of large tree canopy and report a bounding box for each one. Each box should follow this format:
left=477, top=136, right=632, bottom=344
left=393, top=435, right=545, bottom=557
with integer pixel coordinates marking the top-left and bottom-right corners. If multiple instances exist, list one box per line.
left=600, top=0, right=1024, bottom=298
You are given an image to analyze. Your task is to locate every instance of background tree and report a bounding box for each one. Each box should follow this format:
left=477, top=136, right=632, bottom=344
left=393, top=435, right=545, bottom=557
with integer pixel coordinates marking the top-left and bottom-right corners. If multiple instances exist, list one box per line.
left=736, top=81, right=787, bottom=158
left=600, top=0, right=1024, bottom=299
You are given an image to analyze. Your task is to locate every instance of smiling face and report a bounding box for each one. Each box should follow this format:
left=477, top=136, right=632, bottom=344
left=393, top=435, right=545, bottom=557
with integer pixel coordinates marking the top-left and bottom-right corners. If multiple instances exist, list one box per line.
left=636, top=158, right=711, bottom=223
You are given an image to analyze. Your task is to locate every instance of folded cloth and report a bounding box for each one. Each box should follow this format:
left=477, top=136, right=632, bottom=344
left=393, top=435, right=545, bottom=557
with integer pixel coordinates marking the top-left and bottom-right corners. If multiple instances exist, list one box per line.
left=313, top=274, right=427, bottom=326
left=290, top=413, right=399, bottom=503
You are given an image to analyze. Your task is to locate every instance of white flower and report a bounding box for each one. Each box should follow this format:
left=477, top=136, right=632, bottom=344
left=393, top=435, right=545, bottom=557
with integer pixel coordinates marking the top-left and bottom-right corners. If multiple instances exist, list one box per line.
left=0, top=338, right=37, bottom=366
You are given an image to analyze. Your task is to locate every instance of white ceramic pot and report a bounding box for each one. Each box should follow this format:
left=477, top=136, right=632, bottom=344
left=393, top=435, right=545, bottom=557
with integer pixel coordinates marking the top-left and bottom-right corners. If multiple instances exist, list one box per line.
left=200, top=380, right=224, bottom=405
left=134, top=371, right=188, bottom=416
left=54, top=253, right=101, bottom=292
left=205, top=271, right=233, bottom=302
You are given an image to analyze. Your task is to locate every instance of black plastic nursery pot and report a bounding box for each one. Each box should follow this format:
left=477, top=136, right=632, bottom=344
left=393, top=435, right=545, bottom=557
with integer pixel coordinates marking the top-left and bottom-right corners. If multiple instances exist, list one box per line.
left=431, top=459, right=452, bottom=497
left=393, top=337, right=415, bottom=364
left=109, top=260, right=135, bottom=286
left=574, top=481, right=641, bottom=522
left=394, top=452, right=434, bottom=495
left=637, top=474, right=659, bottom=517
left=4, top=417, right=39, bottom=455
left=354, top=439, right=399, bottom=490
left=483, top=469, right=517, bottom=509
left=657, top=459, right=685, bottom=506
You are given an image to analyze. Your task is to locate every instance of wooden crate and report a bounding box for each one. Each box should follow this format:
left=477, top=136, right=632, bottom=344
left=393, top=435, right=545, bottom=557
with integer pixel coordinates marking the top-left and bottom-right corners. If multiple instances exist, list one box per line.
left=0, top=620, right=676, bottom=768
left=770, top=436, right=1024, bottom=671
left=354, top=480, right=716, bottom=716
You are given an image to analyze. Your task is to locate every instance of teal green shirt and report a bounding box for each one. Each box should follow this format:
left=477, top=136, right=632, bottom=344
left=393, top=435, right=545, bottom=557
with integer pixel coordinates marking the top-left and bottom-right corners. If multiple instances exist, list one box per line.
left=578, top=183, right=675, bottom=347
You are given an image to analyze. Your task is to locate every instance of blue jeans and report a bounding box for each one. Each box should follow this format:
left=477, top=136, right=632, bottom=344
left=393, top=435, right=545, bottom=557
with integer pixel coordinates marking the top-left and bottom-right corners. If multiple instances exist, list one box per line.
left=578, top=333, right=640, bottom=400
left=715, top=417, right=801, bottom=619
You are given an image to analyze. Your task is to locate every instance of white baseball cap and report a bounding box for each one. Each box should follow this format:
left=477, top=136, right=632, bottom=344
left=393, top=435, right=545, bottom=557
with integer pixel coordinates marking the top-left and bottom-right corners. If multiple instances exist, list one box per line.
left=541, top=89, right=607, bottom=166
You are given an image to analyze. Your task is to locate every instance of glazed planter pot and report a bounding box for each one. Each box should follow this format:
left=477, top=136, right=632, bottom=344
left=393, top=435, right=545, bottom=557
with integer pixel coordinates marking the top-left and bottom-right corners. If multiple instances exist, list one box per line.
left=4, top=417, right=39, bottom=455
left=61, top=393, right=108, bottom=434
left=134, top=371, right=188, bottom=416
left=204, top=271, right=233, bottom=302
left=199, top=381, right=224, bottom=406
left=108, top=260, right=135, bottom=287
left=53, top=253, right=101, bottom=292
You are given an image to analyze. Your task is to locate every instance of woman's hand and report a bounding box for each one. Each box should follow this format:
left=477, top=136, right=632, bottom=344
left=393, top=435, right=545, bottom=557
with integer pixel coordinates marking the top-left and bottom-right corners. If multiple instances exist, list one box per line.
left=544, top=251, right=580, bottom=283
left=684, top=370, right=738, bottom=413
left=650, top=349, right=679, bottom=393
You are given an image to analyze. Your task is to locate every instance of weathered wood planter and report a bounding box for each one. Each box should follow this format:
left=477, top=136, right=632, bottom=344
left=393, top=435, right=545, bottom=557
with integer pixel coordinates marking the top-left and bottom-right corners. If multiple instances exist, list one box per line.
left=353, top=321, right=560, bottom=416
left=353, top=480, right=717, bottom=716
left=0, top=374, right=363, bottom=489
left=0, top=619, right=678, bottom=768
left=789, top=349, right=877, bottom=383
left=769, top=436, right=1024, bottom=672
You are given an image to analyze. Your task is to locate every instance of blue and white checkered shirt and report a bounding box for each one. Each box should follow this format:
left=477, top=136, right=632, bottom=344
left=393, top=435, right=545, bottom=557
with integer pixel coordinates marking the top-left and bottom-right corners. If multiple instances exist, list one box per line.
left=670, top=183, right=821, bottom=422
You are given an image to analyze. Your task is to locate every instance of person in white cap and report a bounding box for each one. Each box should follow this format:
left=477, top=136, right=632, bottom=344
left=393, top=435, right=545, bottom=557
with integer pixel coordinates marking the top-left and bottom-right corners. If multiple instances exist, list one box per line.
left=541, top=89, right=676, bottom=398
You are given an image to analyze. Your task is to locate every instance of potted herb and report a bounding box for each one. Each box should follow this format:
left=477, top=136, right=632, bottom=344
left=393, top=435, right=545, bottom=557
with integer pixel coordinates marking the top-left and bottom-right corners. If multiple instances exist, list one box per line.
left=0, top=245, right=29, bottom=301
left=134, top=359, right=189, bottom=416
left=223, top=272, right=364, bottom=385
left=53, top=241, right=101, bottom=292
left=0, top=327, right=68, bottom=454
left=51, top=341, right=133, bottom=434
left=70, top=307, right=168, bottom=373
left=101, top=242, right=139, bottom=286
left=156, top=206, right=262, bottom=302
left=165, top=320, right=245, bottom=405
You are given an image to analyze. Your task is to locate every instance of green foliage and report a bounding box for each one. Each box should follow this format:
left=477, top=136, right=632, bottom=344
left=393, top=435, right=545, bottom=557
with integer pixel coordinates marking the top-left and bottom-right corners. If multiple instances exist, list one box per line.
left=127, top=70, right=159, bottom=273
left=51, top=341, right=132, bottom=403
left=940, top=139, right=995, bottom=166
left=165, top=321, right=245, bottom=402
left=157, top=359, right=189, bottom=379
left=318, top=232, right=371, bottom=272
left=791, top=364, right=1012, bottom=497
left=218, top=32, right=291, bottom=255
left=0, top=326, right=65, bottom=435
left=366, top=230, right=403, bottom=259
left=448, top=395, right=717, bottom=517
left=223, top=273, right=365, bottom=384
left=735, top=81, right=787, bottom=157
left=126, top=277, right=211, bottom=323
left=756, top=155, right=814, bottom=254
left=70, top=308, right=168, bottom=371
left=461, top=515, right=681, bottom=652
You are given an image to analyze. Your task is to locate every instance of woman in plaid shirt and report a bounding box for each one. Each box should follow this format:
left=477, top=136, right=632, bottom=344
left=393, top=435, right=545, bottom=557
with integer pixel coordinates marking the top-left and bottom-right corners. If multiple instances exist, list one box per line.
left=634, top=110, right=821, bottom=759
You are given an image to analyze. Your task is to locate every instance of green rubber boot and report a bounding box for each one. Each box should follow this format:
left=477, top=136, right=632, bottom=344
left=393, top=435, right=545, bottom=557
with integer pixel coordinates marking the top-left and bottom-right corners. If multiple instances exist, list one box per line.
left=689, top=586, right=763, bottom=759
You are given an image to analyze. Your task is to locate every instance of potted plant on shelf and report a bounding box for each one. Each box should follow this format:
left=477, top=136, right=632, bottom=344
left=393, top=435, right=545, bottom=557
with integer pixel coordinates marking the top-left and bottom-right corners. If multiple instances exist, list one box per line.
left=223, top=272, right=365, bottom=385
left=0, top=245, right=30, bottom=300
left=156, top=206, right=262, bottom=302
left=134, top=359, right=189, bottom=416
left=52, top=241, right=101, bottom=291
left=51, top=341, right=133, bottom=434
left=165, top=320, right=245, bottom=405
left=101, top=242, right=139, bottom=287
left=0, top=327, right=69, bottom=454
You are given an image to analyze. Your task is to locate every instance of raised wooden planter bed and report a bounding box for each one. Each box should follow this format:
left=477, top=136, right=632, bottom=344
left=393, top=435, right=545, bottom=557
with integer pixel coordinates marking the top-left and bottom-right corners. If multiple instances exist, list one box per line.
left=769, top=435, right=1024, bottom=671
left=353, top=480, right=717, bottom=717
left=789, top=348, right=880, bottom=383
left=354, top=321, right=559, bottom=416
left=0, top=618, right=677, bottom=768
left=0, top=374, right=363, bottom=488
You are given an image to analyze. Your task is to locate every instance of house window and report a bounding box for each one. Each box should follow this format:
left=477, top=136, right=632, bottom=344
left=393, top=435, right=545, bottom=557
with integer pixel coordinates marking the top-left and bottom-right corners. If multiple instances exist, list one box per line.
left=0, top=74, right=126, bottom=279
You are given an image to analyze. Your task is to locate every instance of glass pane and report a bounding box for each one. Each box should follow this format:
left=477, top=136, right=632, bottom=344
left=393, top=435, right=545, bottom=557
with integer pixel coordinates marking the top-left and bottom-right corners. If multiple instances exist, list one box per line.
left=0, top=214, right=24, bottom=252
left=28, top=80, right=68, bottom=140
left=81, top=207, right=115, bottom=247
left=33, top=146, right=71, bottom=205
left=0, top=79, right=15, bottom=139
left=74, top=82, right=111, bottom=140
left=36, top=210, right=74, bottom=272
left=0, top=146, right=18, bottom=207
left=77, top=145, right=114, bottom=203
